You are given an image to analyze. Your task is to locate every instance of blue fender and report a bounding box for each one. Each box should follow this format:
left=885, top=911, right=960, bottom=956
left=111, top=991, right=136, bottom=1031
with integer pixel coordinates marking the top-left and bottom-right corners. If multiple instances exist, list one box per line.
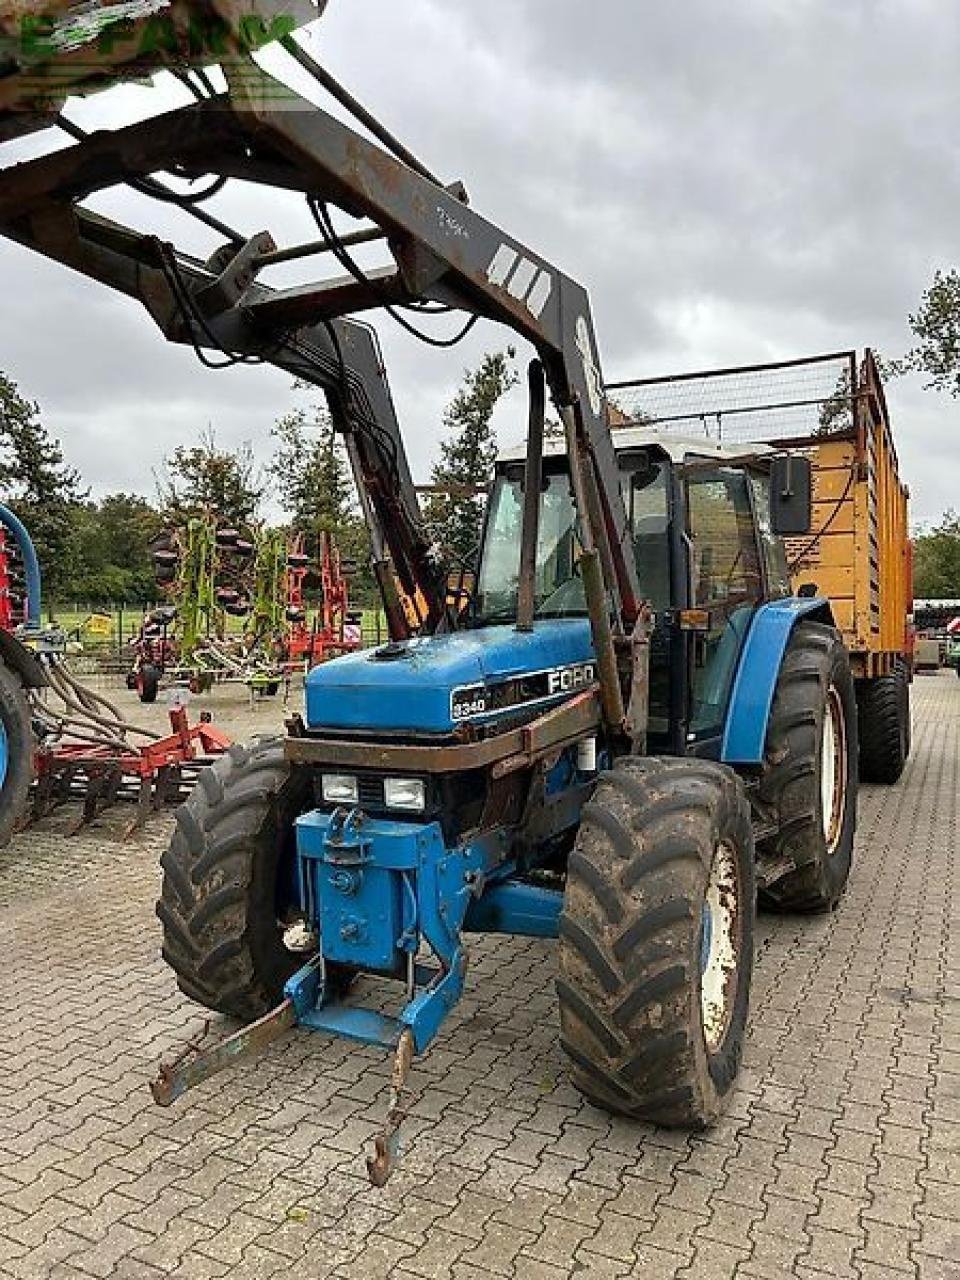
left=721, top=598, right=834, bottom=765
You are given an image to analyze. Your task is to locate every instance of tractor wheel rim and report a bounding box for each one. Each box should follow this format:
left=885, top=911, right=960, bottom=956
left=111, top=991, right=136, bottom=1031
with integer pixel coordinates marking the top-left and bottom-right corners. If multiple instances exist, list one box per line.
left=0, top=719, right=8, bottom=791
left=821, top=685, right=847, bottom=853
left=700, top=839, right=740, bottom=1054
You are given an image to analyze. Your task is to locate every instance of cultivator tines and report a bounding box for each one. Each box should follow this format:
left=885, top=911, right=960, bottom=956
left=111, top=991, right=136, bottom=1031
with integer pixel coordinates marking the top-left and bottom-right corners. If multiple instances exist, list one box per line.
left=28, top=660, right=231, bottom=835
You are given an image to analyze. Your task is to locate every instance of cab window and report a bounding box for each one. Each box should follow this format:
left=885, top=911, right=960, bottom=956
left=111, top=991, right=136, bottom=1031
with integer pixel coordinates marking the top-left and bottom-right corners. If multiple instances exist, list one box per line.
left=687, top=466, right=763, bottom=738
left=749, top=470, right=792, bottom=598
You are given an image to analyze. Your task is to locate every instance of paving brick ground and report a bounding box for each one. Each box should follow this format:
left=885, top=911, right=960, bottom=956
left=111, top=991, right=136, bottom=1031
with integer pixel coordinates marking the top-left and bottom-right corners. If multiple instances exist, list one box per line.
left=0, top=674, right=957, bottom=1279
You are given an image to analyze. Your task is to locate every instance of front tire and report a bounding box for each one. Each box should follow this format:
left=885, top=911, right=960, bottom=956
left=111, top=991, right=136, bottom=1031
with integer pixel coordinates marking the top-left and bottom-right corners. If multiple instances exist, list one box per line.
left=157, top=738, right=310, bottom=1021
left=757, top=622, right=858, bottom=912
left=558, top=758, right=755, bottom=1127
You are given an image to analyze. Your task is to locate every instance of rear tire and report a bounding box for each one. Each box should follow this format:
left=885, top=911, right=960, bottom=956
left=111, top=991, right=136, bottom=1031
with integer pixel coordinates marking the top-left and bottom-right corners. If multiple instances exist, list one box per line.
left=757, top=622, right=858, bottom=912
left=558, top=757, right=755, bottom=1127
left=0, top=657, right=34, bottom=848
left=158, top=737, right=312, bottom=1021
left=857, top=662, right=909, bottom=784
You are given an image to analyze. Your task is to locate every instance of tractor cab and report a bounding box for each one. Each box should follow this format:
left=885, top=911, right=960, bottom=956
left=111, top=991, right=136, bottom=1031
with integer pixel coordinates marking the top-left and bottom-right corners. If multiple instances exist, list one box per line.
left=476, top=429, right=797, bottom=757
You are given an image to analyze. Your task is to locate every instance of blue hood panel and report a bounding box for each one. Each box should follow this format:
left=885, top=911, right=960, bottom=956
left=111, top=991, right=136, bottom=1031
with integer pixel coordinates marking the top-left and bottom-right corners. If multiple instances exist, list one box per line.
left=305, top=620, right=594, bottom=734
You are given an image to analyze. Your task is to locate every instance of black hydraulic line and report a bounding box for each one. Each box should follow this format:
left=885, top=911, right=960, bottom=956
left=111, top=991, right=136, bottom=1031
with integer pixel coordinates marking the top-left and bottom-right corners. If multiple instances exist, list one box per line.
left=516, top=360, right=545, bottom=633
left=279, top=35, right=445, bottom=188
left=55, top=116, right=243, bottom=245
left=309, top=198, right=479, bottom=348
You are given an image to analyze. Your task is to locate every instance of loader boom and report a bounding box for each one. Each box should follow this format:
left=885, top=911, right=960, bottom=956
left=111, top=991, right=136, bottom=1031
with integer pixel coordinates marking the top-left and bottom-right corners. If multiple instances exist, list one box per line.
left=0, top=27, right=643, bottom=725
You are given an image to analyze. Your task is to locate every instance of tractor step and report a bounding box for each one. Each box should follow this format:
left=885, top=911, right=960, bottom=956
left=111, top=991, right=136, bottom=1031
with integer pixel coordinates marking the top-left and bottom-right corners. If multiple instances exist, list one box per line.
left=299, top=1003, right=402, bottom=1049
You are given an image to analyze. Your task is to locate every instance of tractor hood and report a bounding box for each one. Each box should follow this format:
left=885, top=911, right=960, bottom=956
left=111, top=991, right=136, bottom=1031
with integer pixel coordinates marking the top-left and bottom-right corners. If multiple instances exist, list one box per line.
left=304, top=619, right=596, bottom=736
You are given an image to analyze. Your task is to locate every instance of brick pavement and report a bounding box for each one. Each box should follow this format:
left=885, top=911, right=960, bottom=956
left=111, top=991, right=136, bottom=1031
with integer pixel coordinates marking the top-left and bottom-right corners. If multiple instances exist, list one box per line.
left=0, top=675, right=957, bottom=1279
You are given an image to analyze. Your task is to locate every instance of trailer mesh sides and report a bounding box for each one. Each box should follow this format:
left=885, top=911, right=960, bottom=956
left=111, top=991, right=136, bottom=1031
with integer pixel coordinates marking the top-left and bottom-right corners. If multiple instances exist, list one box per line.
left=606, top=351, right=859, bottom=445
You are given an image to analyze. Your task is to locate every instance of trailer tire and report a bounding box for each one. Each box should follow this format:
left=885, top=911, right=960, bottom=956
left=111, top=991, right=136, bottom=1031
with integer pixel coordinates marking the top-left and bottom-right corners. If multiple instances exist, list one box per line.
left=757, top=622, right=858, bottom=912
left=0, top=657, right=34, bottom=849
left=558, top=757, right=755, bottom=1127
left=158, top=737, right=337, bottom=1021
left=138, top=663, right=160, bottom=704
left=857, top=663, right=909, bottom=784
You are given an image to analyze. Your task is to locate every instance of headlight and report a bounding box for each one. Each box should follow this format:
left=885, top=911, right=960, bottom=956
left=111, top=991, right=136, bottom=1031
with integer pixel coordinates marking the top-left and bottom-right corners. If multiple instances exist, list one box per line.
left=321, top=774, right=359, bottom=804
left=383, top=777, right=426, bottom=812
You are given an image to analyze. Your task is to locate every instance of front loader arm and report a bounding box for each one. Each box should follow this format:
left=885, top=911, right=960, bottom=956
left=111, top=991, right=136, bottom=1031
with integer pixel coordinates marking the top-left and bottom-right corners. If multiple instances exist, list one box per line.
left=0, top=197, right=446, bottom=636
left=0, top=34, right=643, bottom=725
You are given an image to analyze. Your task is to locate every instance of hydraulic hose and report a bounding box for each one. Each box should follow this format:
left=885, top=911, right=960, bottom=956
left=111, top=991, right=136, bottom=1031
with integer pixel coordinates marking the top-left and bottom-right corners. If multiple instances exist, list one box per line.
left=0, top=503, right=41, bottom=627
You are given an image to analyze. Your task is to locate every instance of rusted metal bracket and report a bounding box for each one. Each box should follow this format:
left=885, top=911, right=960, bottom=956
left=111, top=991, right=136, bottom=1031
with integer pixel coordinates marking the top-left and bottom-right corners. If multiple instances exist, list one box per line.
left=151, top=999, right=296, bottom=1107
left=367, top=1028, right=415, bottom=1188
left=625, top=604, right=654, bottom=752
left=286, top=688, right=602, bottom=776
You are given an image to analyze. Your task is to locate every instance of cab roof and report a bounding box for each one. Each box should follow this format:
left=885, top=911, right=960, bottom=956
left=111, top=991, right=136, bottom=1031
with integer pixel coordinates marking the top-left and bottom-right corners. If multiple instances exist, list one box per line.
left=497, top=424, right=772, bottom=466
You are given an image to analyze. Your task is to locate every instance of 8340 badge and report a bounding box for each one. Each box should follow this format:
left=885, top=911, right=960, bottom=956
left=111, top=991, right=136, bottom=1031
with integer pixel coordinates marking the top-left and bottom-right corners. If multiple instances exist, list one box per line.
left=449, top=661, right=596, bottom=725
left=451, top=685, right=487, bottom=722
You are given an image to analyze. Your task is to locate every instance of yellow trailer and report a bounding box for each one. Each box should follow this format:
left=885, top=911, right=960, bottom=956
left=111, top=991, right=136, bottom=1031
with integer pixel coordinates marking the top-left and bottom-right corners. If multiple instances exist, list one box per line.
left=783, top=350, right=911, bottom=682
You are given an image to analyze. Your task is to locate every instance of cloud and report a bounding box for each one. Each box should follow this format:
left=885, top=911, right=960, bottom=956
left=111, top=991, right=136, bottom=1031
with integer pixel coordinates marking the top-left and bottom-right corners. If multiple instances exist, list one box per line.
left=1, top=0, right=958, bottom=522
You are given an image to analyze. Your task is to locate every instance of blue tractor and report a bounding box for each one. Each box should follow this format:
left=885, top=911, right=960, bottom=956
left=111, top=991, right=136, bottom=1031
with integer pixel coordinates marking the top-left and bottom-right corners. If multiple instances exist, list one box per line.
left=154, top=419, right=856, bottom=1182
left=0, top=11, right=857, bottom=1182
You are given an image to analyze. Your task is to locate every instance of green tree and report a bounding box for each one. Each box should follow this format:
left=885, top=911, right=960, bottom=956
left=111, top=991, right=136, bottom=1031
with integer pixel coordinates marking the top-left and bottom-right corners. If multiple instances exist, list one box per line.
left=269, top=403, right=355, bottom=537
left=268, top=398, right=373, bottom=597
left=423, top=351, right=518, bottom=561
left=68, top=494, right=162, bottom=605
left=891, top=269, right=960, bottom=393
left=913, top=510, right=960, bottom=599
left=158, top=426, right=264, bottom=528
left=0, top=372, right=85, bottom=601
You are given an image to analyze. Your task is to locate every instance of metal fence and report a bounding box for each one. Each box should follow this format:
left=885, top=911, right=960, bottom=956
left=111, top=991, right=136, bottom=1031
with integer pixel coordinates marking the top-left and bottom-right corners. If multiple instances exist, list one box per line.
left=606, top=350, right=860, bottom=445
left=50, top=605, right=390, bottom=671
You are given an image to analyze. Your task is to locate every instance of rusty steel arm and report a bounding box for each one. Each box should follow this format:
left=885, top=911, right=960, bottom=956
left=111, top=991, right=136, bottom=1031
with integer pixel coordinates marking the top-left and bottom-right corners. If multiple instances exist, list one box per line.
left=0, top=41, right=644, bottom=721
left=0, top=192, right=447, bottom=635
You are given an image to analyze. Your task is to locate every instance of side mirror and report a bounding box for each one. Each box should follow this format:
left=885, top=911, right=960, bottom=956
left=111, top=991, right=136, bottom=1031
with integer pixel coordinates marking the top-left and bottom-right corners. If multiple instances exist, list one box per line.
left=770, top=456, right=813, bottom=536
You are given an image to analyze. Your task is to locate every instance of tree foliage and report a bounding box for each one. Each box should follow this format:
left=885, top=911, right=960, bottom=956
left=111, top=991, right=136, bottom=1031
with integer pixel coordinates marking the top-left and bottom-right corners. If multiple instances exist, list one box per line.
left=0, top=372, right=84, bottom=599
left=269, top=401, right=355, bottom=537
left=913, top=510, right=960, bottom=600
left=268, top=396, right=372, bottom=597
left=158, top=426, right=264, bottom=529
left=70, top=494, right=163, bottom=605
left=889, top=269, right=960, bottom=394
left=423, top=351, right=518, bottom=562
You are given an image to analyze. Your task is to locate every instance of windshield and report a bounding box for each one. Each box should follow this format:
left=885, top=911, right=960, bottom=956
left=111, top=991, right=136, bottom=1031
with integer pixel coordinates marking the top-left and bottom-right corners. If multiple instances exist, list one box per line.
left=474, top=456, right=671, bottom=625
left=475, top=470, right=586, bottom=624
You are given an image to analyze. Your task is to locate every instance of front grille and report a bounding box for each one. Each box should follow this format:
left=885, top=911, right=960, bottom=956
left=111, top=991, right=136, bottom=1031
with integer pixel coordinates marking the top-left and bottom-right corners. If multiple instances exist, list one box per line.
left=357, top=776, right=385, bottom=809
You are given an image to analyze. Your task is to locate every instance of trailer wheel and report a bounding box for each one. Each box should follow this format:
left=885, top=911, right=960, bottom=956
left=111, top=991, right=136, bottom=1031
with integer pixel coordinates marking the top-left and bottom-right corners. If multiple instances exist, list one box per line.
left=0, top=657, right=34, bottom=848
left=857, top=662, right=910, bottom=784
left=138, top=663, right=160, bottom=704
left=757, top=622, right=858, bottom=912
left=158, top=737, right=346, bottom=1020
left=558, top=758, right=755, bottom=1127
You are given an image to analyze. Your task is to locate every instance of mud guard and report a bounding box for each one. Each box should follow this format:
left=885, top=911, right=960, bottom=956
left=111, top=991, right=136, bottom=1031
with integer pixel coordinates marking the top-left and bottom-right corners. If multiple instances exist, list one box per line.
left=721, top=598, right=834, bottom=765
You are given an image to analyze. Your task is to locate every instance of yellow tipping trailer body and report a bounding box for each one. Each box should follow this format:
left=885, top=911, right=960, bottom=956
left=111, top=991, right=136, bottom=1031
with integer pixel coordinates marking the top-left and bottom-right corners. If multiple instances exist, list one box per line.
left=786, top=351, right=911, bottom=679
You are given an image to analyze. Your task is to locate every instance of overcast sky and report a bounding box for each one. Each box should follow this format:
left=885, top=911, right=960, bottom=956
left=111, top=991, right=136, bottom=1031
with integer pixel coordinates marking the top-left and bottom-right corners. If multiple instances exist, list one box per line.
left=1, top=0, right=958, bottom=525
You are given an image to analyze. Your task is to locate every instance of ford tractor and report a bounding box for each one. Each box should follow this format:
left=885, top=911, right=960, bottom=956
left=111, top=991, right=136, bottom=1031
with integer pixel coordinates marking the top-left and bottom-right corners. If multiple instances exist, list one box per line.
left=0, top=1, right=875, bottom=1183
